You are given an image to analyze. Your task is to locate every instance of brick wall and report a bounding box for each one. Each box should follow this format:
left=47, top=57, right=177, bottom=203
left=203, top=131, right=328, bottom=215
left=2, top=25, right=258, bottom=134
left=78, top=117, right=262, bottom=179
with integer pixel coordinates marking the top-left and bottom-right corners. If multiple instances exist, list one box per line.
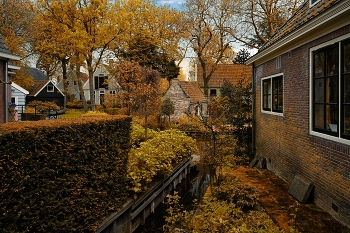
left=254, top=26, right=350, bottom=227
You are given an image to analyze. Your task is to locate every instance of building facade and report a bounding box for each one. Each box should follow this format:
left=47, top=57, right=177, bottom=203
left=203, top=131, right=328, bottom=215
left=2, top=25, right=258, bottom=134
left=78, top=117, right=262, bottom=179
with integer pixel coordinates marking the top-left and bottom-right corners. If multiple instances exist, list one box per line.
left=247, top=0, right=350, bottom=227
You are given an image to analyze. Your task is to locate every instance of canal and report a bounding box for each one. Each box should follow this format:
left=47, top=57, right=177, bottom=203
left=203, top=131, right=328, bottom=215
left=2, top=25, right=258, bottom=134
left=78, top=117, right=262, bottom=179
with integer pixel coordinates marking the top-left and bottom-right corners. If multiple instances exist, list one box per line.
left=133, top=161, right=211, bottom=233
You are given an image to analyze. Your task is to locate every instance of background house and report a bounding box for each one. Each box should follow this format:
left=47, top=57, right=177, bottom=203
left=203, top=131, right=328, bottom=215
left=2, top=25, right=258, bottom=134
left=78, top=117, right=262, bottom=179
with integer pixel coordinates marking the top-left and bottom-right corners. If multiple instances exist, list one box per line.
left=0, top=38, right=20, bottom=123
left=10, top=82, right=28, bottom=121
left=83, top=65, right=120, bottom=105
left=247, top=0, right=350, bottom=227
left=57, top=71, right=89, bottom=101
left=196, top=64, right=252, bottom=100
left=163, top=78, right=207, bottom=120
left=26, top=80, right=66, bottom=107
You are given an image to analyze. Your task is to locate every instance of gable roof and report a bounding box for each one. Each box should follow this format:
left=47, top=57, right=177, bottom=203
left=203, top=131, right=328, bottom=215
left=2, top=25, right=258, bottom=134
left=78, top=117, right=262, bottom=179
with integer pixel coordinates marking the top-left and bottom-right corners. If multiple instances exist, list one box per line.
left=27, top=80, right=65, bottom=97
left=262, top=0, right=341, bottom=50
left=178, top=81, right=207, bottom=102
left=24, top=67, right=48, bottom=81
left=247, top=0, right=350, bottom=66
left=197, top=64, right=252, bottom=87
left=11, top=82, right=29, bottom=95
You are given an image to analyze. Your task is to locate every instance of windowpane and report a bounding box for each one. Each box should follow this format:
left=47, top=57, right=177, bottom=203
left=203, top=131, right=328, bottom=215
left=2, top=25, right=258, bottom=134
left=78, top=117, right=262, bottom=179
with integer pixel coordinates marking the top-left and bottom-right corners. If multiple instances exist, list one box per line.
left=314, top=52, right=325, bottom=78
left=325, top=77, right=338, bottom=103
left=344, top=42, right=350, bottom=73
left=325, top=104, right=338, bottom=132
left=314, top=104, right=324, bottom=129
left=314, top=79, right=324, bottom=102
left=326, top=47, right=338, bottom=75
left=344, top=74, right=350, bottom=103
left=344, top=105, right=350, bottom=135
left=263, top=80, right=271, bottom=94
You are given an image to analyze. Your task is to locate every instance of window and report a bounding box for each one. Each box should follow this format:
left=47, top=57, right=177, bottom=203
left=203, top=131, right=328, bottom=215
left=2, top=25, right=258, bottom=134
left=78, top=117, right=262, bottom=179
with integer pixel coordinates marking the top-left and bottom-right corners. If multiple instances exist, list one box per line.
left=311, top=37, right=350, bottom=140
left=276, top=56, right=281, bottom=69
left=94, top=75, right=108, bottom=89
left=262, top=74, right=283, bottom=114
left=210, top=89, right=217, bottom=97
left=47, top=84, right=54, bottom=92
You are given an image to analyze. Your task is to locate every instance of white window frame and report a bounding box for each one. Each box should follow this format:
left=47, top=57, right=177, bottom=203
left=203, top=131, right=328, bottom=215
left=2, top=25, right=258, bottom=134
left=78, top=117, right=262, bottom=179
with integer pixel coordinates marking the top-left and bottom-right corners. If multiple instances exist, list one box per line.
left=47, top=84, right=54, bottom=92
left=309, top=33, right=350, bottom=144
left=276, top=56, right=282, bottom=69
left=261, top=73, right=284, bottom=116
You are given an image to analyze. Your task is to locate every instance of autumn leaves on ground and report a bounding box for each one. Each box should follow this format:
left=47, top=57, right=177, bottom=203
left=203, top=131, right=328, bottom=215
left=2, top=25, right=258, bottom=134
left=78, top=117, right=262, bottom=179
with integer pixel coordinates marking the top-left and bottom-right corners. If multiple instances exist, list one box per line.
left=164, top=166, right=349, bottom=233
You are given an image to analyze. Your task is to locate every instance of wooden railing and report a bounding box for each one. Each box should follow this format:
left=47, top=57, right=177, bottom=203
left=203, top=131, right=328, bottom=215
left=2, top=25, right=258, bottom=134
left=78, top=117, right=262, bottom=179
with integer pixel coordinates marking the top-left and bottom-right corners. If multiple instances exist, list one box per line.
left=96, top=157, right=195, bottom=233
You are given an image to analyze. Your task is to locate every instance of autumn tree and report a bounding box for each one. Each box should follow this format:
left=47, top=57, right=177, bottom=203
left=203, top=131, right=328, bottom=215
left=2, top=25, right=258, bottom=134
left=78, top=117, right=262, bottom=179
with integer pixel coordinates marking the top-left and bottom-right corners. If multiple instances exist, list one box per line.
left=221, top=80, right=252, bottom=157
left=161, top=98, right=175, bottom=125
left=232, top=0, right=303, bottom=49
left=0, top=0, right=34, bottom=57
left=116, top=61, right=162, bottom=138
left=112, top=0, right=183, bottom=80
left=183, top=0, right=238, bottom=97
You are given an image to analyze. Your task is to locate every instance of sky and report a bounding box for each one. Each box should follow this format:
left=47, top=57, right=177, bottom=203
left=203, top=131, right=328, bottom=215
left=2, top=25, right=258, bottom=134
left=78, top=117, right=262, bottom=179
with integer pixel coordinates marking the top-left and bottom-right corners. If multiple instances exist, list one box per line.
left=155, top=0, right=185, bottom=10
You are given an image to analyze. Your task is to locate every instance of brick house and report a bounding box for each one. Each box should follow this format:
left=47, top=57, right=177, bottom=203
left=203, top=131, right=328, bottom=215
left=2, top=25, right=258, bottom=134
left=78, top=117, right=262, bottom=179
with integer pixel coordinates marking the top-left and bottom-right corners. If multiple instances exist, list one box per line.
left=196, top=64, right=252, bottom=100
left=163, top=79, right=207, bottom=120
left=0, top=38, right=20, bottom=123
left=246, top=0, right=350, bottom=227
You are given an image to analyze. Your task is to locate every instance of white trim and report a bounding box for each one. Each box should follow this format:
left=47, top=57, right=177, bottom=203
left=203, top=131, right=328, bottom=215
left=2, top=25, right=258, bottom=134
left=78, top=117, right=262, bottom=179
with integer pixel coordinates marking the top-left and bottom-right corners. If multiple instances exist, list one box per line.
left=8, top=64, right=20, bottom=70
left=11, top=82, right=29, bottom=95
left=309, top=34, right=350, bottom=143
left=47, top=84, right=54, bottom=92
left=0, top=52, right=21, bottom=60
left=261, top=73, right=284, bottom=116
left=34, top=80, right=65, bottom=97
left=309, top=0, right=321, bottom=8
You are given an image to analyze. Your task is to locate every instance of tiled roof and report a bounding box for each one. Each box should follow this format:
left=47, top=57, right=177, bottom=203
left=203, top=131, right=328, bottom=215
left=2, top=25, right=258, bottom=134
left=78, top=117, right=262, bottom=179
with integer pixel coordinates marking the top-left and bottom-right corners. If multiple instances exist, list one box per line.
left=27, top=81, right=48, bottom=96
left=80, top=72, right=89, bottom=83
left=178, top=81, right=207, bottom=102
left=197, top=64, right=252, bottom=87
left=24, top=67, right=48, bottom=81
left=261, top=0, right=340, bottom=50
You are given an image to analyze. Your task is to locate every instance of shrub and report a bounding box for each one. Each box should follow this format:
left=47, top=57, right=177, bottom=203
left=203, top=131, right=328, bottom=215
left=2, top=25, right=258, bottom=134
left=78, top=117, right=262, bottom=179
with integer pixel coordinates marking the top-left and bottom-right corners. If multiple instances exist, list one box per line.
left=66, top=99, right=83, bottom=109
left=127, top=128, right=197, bottom=194
left=0, top=115, right=132, bottom=232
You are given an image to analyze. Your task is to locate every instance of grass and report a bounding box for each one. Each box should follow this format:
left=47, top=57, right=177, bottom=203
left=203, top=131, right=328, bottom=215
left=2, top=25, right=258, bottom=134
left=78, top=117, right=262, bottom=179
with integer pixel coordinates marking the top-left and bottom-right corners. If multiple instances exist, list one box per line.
left=61, top=109, right=85, bottom=118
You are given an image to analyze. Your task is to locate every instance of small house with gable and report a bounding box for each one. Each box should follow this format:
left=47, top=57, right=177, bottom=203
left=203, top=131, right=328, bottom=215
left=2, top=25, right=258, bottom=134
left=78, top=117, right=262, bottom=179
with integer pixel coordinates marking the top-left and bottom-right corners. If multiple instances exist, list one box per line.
left=26, top=80, right=66, bottom=107
left=246, top=0, right=350, bottom=227
left=163, top=78, right=208, bottom=120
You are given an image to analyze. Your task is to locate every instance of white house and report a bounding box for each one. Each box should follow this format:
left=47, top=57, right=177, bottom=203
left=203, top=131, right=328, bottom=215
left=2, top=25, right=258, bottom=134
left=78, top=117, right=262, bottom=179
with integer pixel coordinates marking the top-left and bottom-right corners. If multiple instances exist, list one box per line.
left=11, top=82, right=29, bottom=121
left=83, top=65, right=121, bottom=105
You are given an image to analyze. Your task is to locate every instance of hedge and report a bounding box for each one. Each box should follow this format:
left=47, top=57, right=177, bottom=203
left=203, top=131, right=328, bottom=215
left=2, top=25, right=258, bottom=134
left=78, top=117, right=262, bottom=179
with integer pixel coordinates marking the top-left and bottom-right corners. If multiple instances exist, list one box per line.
left=0, top=115, right=132, bottom=232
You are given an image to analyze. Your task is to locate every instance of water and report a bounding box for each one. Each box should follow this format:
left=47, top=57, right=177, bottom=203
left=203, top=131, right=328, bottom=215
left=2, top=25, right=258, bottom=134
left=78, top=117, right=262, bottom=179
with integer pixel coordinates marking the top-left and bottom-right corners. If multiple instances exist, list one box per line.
left=133, top=164, right=211, bottom=233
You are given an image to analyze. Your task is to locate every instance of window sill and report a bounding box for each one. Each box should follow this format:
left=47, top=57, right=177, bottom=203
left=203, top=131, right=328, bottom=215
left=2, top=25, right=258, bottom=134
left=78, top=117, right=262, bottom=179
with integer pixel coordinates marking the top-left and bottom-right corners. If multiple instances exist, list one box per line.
left=261, top=110, right=284, bottom=117
left=309, top=131, right=350, bottom=145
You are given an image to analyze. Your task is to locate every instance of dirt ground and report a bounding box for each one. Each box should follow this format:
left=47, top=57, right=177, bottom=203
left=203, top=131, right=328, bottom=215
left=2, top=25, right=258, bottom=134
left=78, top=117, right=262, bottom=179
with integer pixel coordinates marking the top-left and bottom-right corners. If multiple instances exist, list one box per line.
left=231, top=166, right=350, bottom=233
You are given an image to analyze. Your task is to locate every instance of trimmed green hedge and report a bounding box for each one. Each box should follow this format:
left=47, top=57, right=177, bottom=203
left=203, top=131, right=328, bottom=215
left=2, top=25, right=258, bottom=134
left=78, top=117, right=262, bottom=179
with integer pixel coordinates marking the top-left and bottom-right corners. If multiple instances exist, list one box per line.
left=0, top=115, right=132, bottom=232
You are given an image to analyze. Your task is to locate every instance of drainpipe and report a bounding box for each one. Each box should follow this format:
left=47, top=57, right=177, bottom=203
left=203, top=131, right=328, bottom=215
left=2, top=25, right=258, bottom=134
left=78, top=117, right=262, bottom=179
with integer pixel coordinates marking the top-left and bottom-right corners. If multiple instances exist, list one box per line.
left=251, top=63, right=256, bottom=158
left=5, top=60, right=9, bottom=123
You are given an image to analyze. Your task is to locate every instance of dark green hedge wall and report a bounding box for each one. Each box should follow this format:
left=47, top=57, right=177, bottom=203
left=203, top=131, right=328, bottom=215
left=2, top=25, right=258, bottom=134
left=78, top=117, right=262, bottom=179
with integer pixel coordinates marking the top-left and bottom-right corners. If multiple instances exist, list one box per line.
left=0, top=115, right=132, bottom=232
